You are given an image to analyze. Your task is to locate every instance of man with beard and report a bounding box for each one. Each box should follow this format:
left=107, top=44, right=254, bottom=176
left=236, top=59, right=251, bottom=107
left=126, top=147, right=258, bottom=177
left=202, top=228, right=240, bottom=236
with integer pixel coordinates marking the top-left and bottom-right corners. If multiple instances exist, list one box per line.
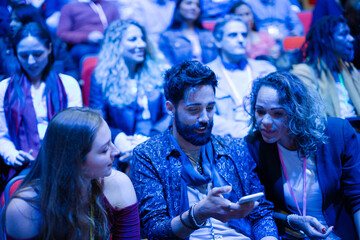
left=131, top=60, right=278, bottom=240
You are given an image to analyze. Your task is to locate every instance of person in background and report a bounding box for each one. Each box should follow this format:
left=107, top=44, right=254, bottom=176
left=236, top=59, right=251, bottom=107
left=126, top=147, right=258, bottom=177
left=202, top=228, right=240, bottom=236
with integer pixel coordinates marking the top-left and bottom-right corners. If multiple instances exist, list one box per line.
left=3, top=107, right=140, bottom=239
left=159, top=0, right=218, bottom=65
left=131, top=60, right=278, bottom=240
left=246, top=71, right=360, bottom=239
left=243, top=0, right=304, bottom=41
left=57, top=0, right=119, bottom=70
left=207, top=14, right=276, bottom=138
left=311, top=0, right=345, bottom=26
left=0, top=6, right=15, bottom=81
left=90, top=19, right=169, bottom=160
left=0, top=22, right=82, bottom=189
left=7, top=4, right=78, bottom=79
left=200, top=0, right=238, bottom=20
left=126, top=0, right=176, bottom=46
left=229, top=1, right=278, bottom=60
left=291, top=15, right=360, bottom=118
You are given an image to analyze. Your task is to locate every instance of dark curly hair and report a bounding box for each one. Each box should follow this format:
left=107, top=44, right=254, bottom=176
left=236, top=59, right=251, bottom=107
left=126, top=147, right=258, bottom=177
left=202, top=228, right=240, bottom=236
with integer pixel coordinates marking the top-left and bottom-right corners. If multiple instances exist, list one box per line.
left=247, top=71, right=327, bottom=157
left=164, top=60, right=217, bottom=106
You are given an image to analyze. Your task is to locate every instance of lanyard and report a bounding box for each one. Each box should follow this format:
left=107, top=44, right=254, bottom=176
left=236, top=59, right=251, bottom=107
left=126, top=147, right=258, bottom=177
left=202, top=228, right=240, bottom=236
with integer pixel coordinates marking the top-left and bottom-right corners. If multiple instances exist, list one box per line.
left=277, top=143, right=307, bottom=216
left=338, top=73, right=349, bottom=107
left=89, top=1, right=108, bottom=29
left=220, top=64, right=252, bottom=107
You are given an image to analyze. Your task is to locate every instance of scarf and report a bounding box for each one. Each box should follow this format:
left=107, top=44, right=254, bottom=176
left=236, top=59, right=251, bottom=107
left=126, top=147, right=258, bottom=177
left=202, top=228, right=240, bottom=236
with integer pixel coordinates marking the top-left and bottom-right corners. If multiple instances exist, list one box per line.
left=4, top=73, right=68, bottom=158
left=169, top=135, right=237, bottom=213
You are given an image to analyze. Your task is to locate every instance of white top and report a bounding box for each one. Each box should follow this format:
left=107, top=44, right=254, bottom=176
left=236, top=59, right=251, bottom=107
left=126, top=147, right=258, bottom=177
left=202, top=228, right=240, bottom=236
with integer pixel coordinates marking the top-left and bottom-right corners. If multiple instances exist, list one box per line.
left=278, top=144, right=327, bottom=225
left=0, top=74, right=82, bottom=165
left=187, top=185, right=250, bottom=240
left=335, top=82, right=357, bottom=118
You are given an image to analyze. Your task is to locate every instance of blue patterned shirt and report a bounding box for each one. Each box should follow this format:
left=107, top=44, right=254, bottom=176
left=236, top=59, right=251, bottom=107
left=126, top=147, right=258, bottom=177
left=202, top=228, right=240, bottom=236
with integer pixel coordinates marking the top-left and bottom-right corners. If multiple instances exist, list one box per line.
left=131, top=129, right=278, bottom=239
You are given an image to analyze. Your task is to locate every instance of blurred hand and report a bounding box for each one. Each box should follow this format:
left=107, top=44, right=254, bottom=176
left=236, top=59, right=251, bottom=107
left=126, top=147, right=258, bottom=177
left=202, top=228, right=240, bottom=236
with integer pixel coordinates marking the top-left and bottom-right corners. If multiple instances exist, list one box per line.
left=87, top=30, right=104, bottom=44
left=6, top=149, right=35, bottom=167
left=195, top=186, right=258, bottom=224
left=114, top=132, right=134, bottom=154
left=287, top=214, right=333, bottom=239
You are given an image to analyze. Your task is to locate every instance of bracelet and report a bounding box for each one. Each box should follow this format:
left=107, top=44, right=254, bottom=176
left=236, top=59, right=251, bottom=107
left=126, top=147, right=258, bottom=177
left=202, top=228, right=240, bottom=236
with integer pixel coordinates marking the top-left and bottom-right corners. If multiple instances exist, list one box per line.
left=179, top=211, right=198, bottom=230
left=287, top=214, right=299, bottom=231
left=189, top=203, right=206, bottom=228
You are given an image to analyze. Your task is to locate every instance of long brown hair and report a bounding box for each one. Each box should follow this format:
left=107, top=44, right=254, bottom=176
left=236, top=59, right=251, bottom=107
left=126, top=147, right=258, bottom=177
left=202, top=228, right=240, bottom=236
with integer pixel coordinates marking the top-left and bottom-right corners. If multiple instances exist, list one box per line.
left=5, top=107, right=109, bottom=239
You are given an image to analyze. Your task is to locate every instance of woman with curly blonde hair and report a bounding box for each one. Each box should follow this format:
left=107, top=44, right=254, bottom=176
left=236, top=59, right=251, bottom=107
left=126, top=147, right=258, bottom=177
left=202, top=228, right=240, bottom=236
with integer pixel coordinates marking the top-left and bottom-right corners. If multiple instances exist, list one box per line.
left=90, top=19, right=169, bottom=157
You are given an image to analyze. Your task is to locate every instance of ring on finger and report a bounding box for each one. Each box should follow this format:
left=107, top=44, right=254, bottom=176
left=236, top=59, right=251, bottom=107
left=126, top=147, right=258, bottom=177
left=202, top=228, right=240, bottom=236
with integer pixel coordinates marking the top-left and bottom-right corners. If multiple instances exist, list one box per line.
left=228, top=203, right=233, bottom=212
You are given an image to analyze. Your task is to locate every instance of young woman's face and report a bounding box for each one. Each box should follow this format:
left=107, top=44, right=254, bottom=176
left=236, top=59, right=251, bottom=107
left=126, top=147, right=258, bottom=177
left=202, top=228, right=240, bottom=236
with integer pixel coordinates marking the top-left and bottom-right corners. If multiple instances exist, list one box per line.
left=234, top=4, right=254, bottom=30
left=179, top=0, right=201, bottom=22
left=16, top=35, right=51, bottom=80
left=83, top=121, right=120, bottom=179
left=121, top=24, right=147, bottom=66
left=255, top=86, right=290, bottom=146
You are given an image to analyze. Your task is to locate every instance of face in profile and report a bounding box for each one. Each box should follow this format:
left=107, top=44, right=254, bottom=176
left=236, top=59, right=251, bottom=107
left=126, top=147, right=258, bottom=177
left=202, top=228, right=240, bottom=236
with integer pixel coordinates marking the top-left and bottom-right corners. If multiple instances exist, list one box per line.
left=234, top=4, right=254, bottom=31
left=331, top=22, right=354, bottom=61
left=255, top=86, right=289, bottom=146
left=173, top=85, right=215, bottom=147
left=121, top=24, right=146, bottom=66
left=179, top=0, right=201, bottom=22
left=216, top=20, right=248, bottom=62
left=83, top=120, right=119, bottom=179
left=16, top=35, right=51, bottom=80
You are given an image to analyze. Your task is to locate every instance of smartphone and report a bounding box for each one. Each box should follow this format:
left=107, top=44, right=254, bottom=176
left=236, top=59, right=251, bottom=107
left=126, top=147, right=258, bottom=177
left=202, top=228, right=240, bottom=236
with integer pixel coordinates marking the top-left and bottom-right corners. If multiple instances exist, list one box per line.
left=237, top=192, right=264, bottom=204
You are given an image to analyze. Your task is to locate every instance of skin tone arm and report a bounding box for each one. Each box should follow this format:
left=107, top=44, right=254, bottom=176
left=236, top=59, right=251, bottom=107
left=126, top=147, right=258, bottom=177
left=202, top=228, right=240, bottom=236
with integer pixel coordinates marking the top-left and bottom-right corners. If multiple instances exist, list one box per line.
left=354, top=209, right=360, bottom=239
left=171, top=186, right=277, bottom=240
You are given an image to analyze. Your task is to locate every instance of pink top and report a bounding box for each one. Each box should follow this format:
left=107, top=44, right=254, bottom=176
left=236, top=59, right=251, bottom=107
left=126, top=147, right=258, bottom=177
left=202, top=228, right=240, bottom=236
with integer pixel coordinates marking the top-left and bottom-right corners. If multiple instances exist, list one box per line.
left=246, top=32, right=276, bottom=59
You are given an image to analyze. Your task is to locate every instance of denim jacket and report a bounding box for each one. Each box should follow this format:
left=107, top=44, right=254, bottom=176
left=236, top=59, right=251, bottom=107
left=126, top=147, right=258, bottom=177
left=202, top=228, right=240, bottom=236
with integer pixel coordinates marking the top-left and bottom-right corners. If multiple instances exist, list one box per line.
left=159, top=28, right=218, bottom=65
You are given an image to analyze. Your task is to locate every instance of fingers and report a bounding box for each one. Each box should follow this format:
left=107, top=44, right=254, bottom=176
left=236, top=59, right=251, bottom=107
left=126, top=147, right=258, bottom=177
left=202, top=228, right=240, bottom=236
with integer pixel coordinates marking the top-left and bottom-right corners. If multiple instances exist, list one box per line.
left=18, top=150, right=35, bottom=161
left=209, top=186, right=232, bottom=197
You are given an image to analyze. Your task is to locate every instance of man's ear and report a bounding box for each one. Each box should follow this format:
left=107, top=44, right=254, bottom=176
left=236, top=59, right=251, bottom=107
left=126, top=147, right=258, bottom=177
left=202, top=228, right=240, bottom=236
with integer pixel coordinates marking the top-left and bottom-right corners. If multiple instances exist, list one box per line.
left=165, top=101, right=175, bottom=117
left=214, top=37, right=222, bottom=49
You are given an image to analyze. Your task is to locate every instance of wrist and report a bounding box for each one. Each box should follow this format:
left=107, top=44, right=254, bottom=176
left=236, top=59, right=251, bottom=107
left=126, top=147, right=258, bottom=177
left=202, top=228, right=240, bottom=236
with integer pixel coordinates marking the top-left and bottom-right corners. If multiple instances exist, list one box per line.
left=189, top=203, right=206, bottom=228
left=193, top=200, right=208, bottom=224
left=287, top=214, right=299, bottom=230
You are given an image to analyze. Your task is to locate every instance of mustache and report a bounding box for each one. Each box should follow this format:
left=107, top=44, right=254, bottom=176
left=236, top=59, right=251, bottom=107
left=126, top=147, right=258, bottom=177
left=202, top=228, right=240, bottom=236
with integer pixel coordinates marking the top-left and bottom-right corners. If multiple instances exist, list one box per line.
left=194, top=121, right=212, bottom=129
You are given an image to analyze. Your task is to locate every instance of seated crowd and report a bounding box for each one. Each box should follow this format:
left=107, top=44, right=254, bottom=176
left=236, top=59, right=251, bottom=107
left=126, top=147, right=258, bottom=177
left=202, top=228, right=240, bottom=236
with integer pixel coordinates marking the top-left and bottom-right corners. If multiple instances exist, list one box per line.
left=1, top=0, right=360, bottom=239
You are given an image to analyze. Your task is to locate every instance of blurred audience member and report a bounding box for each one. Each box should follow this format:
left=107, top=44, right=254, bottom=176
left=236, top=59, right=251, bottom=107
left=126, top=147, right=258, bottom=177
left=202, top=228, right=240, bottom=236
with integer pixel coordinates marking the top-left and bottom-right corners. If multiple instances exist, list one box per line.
left=4, top=107, right=140, bottom=239
left=0, top=23, right=82, bottom=189
left=311, top=0, right=345, bottom=26
left=201, top=0, right=238, bottom=19
left=208, top=14, right=276, bottom=137
left=90, top=19, right=169, bottom=160
left=57, top=0, right=119, bottom=69
left=0, top=6, right=15, bottom=81
left=344, top=0, right=360, bottom=69
left=244, top=0, right=304, bottom=41
left=7, top=4, right=78, bottom=79
left=129, top=0, right=176, bottom=45
left=292, top=15, right=360, bottom=118
left=44, top=0, right=75, bottom=34
left=159, top=0, right=218, bottom=65
left=229, top=1, right=278, bottom=59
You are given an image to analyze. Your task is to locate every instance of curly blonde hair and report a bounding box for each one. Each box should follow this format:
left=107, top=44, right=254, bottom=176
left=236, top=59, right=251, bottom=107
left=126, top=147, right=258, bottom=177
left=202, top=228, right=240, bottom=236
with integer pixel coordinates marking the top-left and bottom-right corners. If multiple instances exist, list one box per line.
left=94, top=19, right=165, bottom=108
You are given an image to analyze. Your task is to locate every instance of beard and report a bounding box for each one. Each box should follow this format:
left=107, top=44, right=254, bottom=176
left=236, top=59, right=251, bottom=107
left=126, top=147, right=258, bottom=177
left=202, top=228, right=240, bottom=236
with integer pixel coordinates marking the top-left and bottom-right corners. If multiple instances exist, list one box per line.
left=174, top=110, right=213, bottom=146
